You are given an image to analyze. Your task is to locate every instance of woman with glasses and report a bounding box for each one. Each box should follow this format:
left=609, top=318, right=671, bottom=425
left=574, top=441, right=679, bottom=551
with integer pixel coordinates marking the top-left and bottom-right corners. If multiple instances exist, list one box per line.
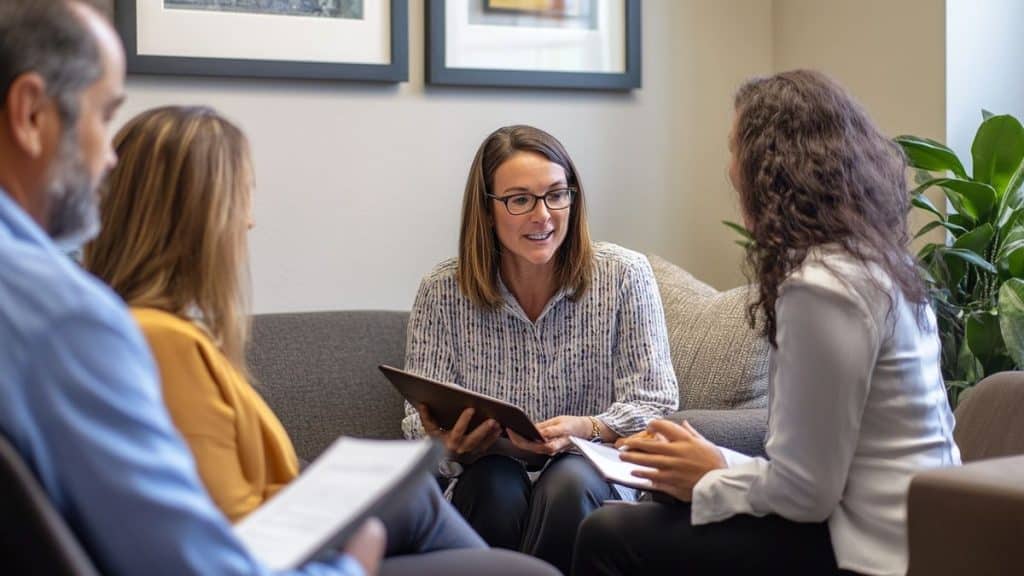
left=84, top=107, right=560, bottom=576
left=402, top=125, right=679, bottom=573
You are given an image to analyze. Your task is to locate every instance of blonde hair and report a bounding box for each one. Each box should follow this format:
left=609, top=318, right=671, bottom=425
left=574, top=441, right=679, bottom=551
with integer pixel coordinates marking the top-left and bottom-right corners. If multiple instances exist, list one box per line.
left=85, top=106, right=253, bottom=373
left=457, top=125, right=593, bottom=308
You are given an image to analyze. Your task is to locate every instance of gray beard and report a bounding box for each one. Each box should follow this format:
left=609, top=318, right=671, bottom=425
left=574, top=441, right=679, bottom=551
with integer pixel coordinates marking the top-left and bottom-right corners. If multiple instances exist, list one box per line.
left=45, top=128, right=100, bottom=252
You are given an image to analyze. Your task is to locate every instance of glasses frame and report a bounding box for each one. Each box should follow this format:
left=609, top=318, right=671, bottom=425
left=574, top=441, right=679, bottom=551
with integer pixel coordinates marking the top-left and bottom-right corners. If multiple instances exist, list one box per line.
left=488, top=187, right=576, bottom=216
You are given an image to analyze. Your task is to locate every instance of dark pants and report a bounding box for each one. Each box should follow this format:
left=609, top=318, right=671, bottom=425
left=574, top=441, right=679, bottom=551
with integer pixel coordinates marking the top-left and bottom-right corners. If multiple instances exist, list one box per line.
left=451, top=454, right=619, bottom=575
left=572, top=500, right=862, bottom=576
left=375, top=473, right=559, bottom=576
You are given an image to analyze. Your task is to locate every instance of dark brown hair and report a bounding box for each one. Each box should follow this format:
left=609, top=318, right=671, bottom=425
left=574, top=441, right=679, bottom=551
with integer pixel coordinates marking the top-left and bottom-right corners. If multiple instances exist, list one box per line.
left=457, top=125, right=594, bottom=308
left=732, top=70, right=926, bottom=346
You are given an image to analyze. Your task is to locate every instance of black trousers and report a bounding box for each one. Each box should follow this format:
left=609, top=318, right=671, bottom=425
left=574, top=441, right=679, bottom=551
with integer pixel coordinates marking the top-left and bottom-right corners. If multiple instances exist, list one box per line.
left=451, top=453, right=619, bottom=575
left=572, top=500, right=862, bottom=576
left=373, top=473, right=560, bottom=576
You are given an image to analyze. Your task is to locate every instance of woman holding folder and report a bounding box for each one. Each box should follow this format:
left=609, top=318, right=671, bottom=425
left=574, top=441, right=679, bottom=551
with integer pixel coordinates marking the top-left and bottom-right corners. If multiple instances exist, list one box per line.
left=402, top=125, right=679, bottom=573
left=85, top=106, right=558, bottom=576
left=571, top=70, right=960, bottom=576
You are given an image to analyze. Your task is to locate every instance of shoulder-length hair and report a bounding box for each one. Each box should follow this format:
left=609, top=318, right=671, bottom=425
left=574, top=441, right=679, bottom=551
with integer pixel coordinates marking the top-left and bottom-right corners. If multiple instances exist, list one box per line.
left=84, top=105, right=253, bottom=374
left=457, top=125, right=593, bottom=309
left=733, top=70, right=927, bottom=346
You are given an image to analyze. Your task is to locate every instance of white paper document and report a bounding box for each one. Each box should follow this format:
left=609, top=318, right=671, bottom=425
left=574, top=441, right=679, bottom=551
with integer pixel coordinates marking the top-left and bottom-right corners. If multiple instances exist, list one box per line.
left=570, top=436, right=655, bottom=489
left=234, top=437, right=435, bottom=571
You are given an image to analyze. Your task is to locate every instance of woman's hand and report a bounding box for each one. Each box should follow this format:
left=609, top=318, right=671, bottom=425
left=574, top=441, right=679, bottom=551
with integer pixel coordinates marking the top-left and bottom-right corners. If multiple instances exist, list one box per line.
left=617, top=420, right=727, bottom=502
left=416, top=404, right=502, bottom=458
left=343, top=517, right=386, bottom=576
left=506, top=415, right=592, bottom=455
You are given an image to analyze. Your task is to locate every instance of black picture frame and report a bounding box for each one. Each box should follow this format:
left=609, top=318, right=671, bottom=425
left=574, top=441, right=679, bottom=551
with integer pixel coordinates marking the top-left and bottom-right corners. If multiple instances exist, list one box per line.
left=426, top=0, right=641, bottom=91
left=114, top=1, right=408, bottom=82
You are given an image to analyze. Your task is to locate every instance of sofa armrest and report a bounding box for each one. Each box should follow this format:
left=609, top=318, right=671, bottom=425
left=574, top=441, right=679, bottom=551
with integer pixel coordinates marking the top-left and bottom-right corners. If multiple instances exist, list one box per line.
left=907, top=455, right=1024, bottom=576
left=665, top=408, right=767, bottom=457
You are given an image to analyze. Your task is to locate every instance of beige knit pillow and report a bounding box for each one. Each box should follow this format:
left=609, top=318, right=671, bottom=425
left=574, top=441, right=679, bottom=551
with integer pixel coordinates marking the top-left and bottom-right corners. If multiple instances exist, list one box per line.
left=647, top=254, right=769, bottom=410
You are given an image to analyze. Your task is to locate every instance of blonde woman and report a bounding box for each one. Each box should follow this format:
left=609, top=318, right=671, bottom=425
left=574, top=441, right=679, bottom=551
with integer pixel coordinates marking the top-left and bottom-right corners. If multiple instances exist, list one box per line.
left=85, top=106, right=557, bottom=576
left=402, top=125, right=679, bottom=573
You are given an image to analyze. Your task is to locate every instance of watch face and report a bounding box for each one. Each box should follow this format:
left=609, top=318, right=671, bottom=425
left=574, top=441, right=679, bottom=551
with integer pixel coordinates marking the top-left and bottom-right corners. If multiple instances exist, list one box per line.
left=438, top=459, right=464, bottom=479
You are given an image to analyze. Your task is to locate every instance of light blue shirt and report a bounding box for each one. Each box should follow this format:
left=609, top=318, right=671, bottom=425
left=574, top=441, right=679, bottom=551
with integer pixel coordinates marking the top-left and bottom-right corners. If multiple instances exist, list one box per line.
left=0, top=191, right=362, bottom=576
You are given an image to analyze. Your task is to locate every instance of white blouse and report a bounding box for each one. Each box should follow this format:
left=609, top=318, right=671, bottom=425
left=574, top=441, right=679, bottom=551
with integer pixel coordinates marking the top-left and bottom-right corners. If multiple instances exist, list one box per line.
left=691, top=247, right=960, bottom=575
left=401, top=242, right=679, bottom=439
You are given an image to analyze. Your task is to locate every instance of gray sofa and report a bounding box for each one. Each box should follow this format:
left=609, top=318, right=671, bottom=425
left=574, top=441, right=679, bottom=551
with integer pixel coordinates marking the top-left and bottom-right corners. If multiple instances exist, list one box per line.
left=249, top=255, right=769, bottom=462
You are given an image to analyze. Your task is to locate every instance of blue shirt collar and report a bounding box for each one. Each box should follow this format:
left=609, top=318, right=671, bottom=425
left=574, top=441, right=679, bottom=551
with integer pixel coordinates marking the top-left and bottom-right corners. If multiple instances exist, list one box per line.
left=0, top=188, right=53, bottom=250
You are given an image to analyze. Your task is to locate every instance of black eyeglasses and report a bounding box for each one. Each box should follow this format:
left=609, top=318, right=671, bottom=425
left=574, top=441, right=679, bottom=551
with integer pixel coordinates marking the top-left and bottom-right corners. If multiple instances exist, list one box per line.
left=488, top=188, right=575, bottom=216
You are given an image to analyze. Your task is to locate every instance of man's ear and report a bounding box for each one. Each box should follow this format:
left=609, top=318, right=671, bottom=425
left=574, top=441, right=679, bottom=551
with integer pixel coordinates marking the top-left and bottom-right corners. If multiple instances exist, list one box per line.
left=4, top=73, right=55, bottom=159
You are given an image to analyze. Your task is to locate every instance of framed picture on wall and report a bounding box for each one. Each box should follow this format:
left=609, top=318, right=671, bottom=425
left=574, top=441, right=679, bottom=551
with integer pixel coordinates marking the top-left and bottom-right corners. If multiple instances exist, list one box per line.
left=426, top=0, right=641, bottom=90
left=114, top=1, right=408, bottom=82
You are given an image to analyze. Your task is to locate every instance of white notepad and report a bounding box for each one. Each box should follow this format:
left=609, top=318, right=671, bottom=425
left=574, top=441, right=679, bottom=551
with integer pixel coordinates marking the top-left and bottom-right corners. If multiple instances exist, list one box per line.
left=570, top=436, right=655, bottom=490
left=234, top=437, right=437, bottom=571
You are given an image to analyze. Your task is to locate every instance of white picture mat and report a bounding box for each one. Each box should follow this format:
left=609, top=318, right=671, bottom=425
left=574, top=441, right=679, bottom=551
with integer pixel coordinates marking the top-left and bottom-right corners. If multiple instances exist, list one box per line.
left=446, top=0, right=626, bottom=73
left=136, top=1, right=390, bottom=64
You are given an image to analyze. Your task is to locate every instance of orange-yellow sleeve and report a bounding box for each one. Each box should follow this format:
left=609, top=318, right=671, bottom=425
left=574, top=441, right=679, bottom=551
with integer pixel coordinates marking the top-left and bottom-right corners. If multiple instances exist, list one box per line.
left=138, top=320, right=262, bottom=522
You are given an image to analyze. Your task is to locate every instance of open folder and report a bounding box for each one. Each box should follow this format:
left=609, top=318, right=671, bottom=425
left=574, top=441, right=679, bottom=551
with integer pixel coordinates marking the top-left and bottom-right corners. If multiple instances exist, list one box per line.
left=569, top=436, right=655, bottom=490
left=234, top=437, right=441, bottom=571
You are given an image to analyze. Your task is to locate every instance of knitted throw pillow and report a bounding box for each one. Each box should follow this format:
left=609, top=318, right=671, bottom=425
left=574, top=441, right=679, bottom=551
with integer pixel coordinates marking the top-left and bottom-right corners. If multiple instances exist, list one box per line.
left=646, top=254, right=769, bottom=410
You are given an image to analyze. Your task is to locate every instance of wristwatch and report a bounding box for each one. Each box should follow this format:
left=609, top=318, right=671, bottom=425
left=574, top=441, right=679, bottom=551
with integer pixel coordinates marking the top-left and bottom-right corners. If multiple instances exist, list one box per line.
left=588, top=416, right=603, bottom=442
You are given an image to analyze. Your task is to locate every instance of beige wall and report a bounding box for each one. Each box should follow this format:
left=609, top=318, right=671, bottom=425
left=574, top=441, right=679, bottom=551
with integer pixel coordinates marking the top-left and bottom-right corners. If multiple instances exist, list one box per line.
left=119, top=0, right=773, bottom=312
left=774, top=0, right=946, bottom=142
left=120, top=0, right=950, bottom=312
left=773, top=0, right=947, bottom=240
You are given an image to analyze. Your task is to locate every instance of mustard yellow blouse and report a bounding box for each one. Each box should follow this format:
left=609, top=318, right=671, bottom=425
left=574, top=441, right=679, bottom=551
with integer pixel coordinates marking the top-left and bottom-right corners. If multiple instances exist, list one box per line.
left=131, top=307, right=299, bottom=522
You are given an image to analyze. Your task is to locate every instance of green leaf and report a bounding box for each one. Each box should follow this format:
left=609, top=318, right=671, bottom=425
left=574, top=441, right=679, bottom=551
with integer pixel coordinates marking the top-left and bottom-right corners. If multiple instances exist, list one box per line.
left=982, top=109, right=995, bottom=121
left=966, top=311, right=1004, bottom=361
left=914, top=219, right=969, bottom=240
left=972, top=115, right=1024, bottom=195
left=917, top=242, right=940, bottom=262
left=949, top=213, right=975, bottom=231
left=955, top=223, right=995, bottom=256
left=896, top=135, right=968, bottom=179
left=722, top=220, right=753, bottom=241
left=996, top=227, right=1024, bottom=261
left=942, top=246, right=997, bottom=274
left=911, top=193, right=944, bottom=220
left=945, top=225, right=995, bottom=286
left=913, top=178, right=997, bottom=222
left=957, top=336, right=985, bottom=384
left=996, top=162, right=1024, bottom=227
left=998, top=278, right=1024, bottom=367
left=1007, top=248, right=1024, bottom=278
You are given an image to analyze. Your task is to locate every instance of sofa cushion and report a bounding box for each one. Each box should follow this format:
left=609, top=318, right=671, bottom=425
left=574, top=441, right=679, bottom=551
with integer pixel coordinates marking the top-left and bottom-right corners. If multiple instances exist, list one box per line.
left=647, top=254, right=769, bottom=410
left=248, top=311, right=409, bottom=461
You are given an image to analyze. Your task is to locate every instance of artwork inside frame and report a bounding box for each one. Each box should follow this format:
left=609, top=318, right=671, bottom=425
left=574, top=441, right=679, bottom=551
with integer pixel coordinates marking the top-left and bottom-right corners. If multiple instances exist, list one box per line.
left=163, top=0, right=365, bottom=19
left=114, top=0, right=408, bottom=82
left=426, top=0, right=641, bottom=91
left=483, top=0, right=591, bottom=18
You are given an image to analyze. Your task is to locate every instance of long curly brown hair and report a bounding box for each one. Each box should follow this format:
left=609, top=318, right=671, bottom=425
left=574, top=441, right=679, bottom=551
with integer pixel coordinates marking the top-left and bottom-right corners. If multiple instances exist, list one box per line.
left=732, top=70, right=926, bottom=346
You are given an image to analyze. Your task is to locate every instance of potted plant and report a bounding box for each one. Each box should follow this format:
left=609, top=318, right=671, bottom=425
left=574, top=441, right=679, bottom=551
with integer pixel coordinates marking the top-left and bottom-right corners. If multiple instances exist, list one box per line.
left=896, top=112, right=1024, bottom=407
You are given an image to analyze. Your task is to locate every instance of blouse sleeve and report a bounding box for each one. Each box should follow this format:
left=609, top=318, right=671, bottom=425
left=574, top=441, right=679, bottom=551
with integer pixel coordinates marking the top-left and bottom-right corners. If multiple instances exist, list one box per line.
left=144, top=327, right=263, bottom=522
left=401, top=276, right=458, bottom=439
left=690, top=277, right=878, bottom=525
left=597, top=256, right=680, bottom=435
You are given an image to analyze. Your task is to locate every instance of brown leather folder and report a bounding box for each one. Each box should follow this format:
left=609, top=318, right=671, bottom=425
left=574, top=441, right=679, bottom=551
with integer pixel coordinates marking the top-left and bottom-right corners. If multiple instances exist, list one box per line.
left=379, top=365, right=545, bottom=442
